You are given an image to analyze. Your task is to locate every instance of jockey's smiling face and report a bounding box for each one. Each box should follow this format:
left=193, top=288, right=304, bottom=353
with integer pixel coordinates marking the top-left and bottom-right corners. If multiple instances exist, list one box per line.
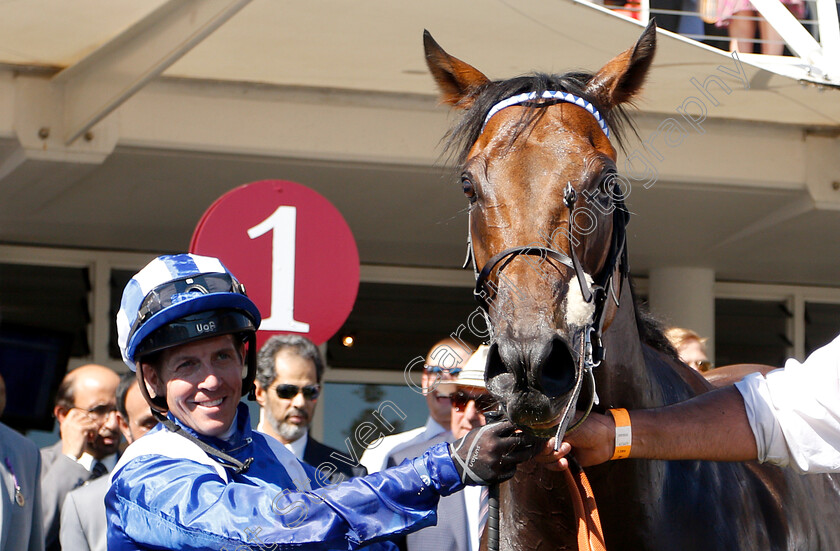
left=144, top=334, right=244, bottom=438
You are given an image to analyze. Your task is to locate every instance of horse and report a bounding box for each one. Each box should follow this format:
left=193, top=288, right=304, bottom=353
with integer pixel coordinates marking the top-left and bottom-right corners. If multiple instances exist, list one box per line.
left=424, top=22, right=840, bottom=551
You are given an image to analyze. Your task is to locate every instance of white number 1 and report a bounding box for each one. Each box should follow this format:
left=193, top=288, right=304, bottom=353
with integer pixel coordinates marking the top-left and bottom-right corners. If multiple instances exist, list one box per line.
left=247, top=206, right=310, bottom=332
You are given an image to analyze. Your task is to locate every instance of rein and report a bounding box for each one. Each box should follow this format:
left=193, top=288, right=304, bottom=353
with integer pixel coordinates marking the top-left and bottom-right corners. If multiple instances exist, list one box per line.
left=467, top=90, right=629, bottom=551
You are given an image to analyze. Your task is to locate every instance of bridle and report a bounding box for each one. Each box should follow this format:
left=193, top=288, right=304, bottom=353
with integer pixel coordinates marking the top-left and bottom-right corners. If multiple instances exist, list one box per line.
left=463, top=90, right=631, bottom=437
left=470, top=90, right=626, bottom=551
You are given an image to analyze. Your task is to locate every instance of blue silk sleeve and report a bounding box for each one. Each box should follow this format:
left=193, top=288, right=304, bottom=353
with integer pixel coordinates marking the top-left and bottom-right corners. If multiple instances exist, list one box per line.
left=106, top=442, right=462, bottom=550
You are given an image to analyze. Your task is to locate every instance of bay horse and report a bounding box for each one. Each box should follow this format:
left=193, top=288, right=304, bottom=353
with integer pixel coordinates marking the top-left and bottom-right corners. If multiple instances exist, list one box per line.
left=424, top=22, right=840, bottom=551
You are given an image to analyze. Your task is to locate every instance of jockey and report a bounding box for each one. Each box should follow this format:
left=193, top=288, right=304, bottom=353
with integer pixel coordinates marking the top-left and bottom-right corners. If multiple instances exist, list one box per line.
left=106, top=253, right=542, bottom=550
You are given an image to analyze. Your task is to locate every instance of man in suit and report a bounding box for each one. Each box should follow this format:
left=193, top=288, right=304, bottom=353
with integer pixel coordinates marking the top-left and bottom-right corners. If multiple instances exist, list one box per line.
left=254, top=334, right=366, bottom=483
left=0, top=371, right=44, bottom=551
left=40, top=364, right=120, bottom=551
left=362, top=337, right=473, bottom=473
left=59, top=373, right=156, bottom=551
left=387, top=346, right=494, bottom=551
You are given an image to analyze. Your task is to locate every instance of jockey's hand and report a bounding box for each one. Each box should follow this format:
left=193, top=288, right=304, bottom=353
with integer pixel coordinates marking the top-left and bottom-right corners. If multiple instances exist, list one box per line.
left=449, top=420, right=543, bottom=485
left=536, top=412, right=616, bottom=471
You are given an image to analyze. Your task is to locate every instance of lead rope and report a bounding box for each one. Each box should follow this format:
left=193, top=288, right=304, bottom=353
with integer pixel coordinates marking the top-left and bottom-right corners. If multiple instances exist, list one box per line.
left=564, top=457, right=608, bottom=551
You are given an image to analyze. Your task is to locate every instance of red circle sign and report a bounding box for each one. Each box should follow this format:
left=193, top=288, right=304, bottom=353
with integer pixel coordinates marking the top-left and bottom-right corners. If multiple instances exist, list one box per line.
left=190, top=180, right=359, bottom=347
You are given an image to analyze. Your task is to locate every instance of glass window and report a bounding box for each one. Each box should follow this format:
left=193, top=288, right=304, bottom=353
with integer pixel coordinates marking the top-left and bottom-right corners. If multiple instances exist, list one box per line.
left=0, top=263, right=90, bottom=357
left=327, top=282, right=481, bottom=371
left=804, top=302, right=840, bottom=357
left=320, top=382, right=429, bottom=459
left=109, top=269, right=136, bottom=360
left=715, top=298, right=791, bottom=367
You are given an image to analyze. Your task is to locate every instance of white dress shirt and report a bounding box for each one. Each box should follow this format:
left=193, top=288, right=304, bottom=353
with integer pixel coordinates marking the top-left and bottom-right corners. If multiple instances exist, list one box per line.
left=736, top=333, right=840, bottom=474
left=75, top=452, right=117, bottom=474
left=360, top=417, right=447, bottom=473
left=463, top=485, right=482, bottom=551
left=283, top=431, right=308, bottom=460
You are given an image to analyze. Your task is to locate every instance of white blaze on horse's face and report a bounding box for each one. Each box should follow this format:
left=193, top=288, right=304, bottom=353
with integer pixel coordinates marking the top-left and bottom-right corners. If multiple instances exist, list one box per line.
left=563, top=273, right=596, bottom=328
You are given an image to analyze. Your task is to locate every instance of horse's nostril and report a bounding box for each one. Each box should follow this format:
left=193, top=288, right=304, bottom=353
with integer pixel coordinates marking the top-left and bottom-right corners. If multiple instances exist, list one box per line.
left=486, top=342, right=506, bottom=383
left=538, top=337, right=576, bottom=398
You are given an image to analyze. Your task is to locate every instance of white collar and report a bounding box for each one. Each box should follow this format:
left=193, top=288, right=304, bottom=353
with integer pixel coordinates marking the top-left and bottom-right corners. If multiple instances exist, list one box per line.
left=77, top=452, right=117, bottom=472
left=424, top=417, right=447, bottom=438
left=283, top=430, right=308, bottom=460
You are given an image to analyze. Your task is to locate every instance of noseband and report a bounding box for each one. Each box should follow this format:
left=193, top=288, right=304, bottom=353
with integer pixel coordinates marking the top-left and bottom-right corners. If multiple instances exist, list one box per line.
left=464, top=91, right=630, bottom=434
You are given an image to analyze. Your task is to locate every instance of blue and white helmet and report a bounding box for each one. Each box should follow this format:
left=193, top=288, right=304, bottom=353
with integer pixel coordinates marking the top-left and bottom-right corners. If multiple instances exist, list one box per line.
left=117, top=254, right=262, bottom=404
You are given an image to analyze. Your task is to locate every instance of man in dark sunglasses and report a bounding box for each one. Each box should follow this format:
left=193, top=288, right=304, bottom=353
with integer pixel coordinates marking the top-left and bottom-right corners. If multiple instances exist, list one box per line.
left=254, top=334, right=367, bottom=483
left=387, top=345, right=497, bottom=551
left=362, top=337, right=474, bottom=473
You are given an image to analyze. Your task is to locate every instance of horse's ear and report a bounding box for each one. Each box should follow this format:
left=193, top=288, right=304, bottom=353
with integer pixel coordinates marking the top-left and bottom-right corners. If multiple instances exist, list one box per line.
left=585, top=20, right=657, bottom=108
left=424, top=30, right=491, bottom=109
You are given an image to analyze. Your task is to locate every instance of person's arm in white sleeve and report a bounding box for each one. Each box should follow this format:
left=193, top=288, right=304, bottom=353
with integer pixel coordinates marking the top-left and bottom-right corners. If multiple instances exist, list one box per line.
left=735, top=335, right=840, bottom=474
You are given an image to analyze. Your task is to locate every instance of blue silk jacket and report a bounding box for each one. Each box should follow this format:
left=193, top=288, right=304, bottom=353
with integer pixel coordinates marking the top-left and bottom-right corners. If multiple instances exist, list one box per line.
left=105, top=403, right=463, bottom=550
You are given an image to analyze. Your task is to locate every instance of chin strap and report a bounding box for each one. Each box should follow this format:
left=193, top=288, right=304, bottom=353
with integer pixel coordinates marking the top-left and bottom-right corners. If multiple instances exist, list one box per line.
left=152, top=409, right=253, bottom=474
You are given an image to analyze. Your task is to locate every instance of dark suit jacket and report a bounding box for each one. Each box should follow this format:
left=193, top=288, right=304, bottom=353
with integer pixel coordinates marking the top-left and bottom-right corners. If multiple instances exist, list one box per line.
left=40, top=442, right=92, bottom=551
left=302, top=436, right=367, bottom=484
left=387, top=433, right=469, bottom=551
left=0, top=422, right=44, bottom=551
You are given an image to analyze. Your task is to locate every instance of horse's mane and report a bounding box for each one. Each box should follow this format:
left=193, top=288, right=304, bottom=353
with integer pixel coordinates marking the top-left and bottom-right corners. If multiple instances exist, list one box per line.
left=443, top=72, right=637, bottom=165
left=628, top=277, right=681, bottom=360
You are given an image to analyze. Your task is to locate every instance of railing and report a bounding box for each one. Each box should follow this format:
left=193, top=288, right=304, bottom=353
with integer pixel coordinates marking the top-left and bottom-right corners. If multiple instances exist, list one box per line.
left=599, top=0, right=836, bottom=56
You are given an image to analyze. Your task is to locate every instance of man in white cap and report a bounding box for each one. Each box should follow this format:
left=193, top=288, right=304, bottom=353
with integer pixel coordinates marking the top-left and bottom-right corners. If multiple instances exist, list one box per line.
left=362, top=337, right=472, bottom=473
left=387, top=345, right=495, bottom=551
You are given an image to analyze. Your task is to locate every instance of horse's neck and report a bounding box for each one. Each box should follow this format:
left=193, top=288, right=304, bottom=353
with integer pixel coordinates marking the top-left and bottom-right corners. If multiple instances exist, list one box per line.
left=595, top=280, right=665, bottom=409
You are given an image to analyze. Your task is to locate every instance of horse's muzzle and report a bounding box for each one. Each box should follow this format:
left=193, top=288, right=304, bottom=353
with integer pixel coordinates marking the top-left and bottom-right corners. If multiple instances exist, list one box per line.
left=485, top=335, right=579, bottom=430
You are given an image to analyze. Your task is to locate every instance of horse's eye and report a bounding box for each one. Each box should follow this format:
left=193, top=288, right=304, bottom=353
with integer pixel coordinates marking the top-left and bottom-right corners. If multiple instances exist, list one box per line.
left=461, top=175, right=477, bottom=203
left=600, top=169, right=617, bottom=193
left=596, top=170, right=619, bottom=202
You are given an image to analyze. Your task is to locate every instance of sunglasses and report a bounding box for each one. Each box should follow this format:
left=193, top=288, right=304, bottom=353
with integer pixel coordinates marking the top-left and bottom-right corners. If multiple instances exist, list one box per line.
left=275, top=384, right=321, bottom=400
left=448, top=390, right=497, bottom=413
left=424, top=364, right=462, bottom=375
left=690, top=360, right=714, bottom=372
left=136, top=273, right=246, bottom=325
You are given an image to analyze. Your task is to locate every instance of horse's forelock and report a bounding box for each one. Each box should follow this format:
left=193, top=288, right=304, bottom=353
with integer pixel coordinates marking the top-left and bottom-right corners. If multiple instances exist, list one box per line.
left=442, top=71, right=637, bottom=166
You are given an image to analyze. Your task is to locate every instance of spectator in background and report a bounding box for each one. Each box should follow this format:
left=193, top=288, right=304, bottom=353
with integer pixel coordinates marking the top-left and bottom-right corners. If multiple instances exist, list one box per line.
left=255, top=334, right=366, bottom=483
left=715, top=0, right=804, bottom=54
left=0, top=371, right=44, bottom=551
left=40, top=364, right=120, bottom=551
left=387, top=345, right=494, bottom=551
left=60, top=373, right=157, bottom=551
left=666, top=327, right=713, bottom=373
left=361, top=337, right=473, bottom=473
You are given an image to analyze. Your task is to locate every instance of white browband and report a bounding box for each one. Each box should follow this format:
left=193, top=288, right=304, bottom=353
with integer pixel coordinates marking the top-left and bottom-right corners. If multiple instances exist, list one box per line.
left=482, top=91, right=610, bottom=139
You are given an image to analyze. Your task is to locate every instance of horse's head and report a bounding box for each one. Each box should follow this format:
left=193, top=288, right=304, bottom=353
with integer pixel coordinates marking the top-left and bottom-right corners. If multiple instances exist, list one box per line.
left=425, top=24, right=656, bottom=433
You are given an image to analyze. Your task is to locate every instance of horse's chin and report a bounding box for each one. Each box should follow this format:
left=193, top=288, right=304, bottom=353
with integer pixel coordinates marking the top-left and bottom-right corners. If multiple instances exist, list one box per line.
left=526, top=422, right=561, bottom=438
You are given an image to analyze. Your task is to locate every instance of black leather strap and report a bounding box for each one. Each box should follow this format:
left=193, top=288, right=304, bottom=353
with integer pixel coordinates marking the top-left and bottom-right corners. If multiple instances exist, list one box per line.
left=153, top=410, right=253, bottom=474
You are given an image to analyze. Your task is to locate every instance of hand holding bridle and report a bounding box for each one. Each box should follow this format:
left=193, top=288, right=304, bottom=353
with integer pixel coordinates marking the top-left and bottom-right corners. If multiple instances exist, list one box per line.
left=449, top=420, right=544, bottom=485
left=536, top=412, right=616, bottom=471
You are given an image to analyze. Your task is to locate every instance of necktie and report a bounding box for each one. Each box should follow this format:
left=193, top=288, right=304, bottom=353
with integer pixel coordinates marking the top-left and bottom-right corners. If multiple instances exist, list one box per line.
left=90, top=460, right=108, bottom=480
left=478, top=486, right=490, bottom=538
